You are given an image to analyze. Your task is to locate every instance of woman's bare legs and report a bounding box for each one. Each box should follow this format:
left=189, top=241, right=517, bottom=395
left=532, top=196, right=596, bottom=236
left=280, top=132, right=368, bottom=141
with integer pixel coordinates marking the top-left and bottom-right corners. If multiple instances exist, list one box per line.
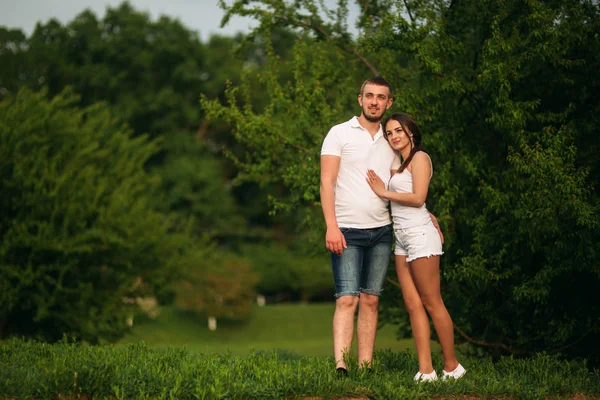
left=395, top=255, right=434, bottom=374
left=409, top=255, right=458, bottom=372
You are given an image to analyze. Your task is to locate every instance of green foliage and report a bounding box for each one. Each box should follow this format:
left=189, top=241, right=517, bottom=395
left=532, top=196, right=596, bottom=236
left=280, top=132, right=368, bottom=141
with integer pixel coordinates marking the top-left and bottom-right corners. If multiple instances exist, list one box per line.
left=0, top=2, right=252, bottom=242
left=0, top=3, right=317, bottom=340
left=4, top=3, right=207, bottom=139
left=151, top=132, right=246, bottom=239
left=211, top=0, right=600, bottom=364
left=391, top=0, right=600, bottom=363
left=239, top=243, right=332, bottom=301
left=0, top=87, right=197, bottom=342
left=175, top=251, right=258, bottom=320
left=0, top=27, right=29, bottom=94
left=201, top=24, right=362, bottom=220
left=1, top=338, right=598, bottom=399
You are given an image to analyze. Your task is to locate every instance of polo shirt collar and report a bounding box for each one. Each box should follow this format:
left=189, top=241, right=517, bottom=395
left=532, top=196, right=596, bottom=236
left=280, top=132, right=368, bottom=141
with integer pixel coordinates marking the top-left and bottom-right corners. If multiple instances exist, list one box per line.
left=350, top=116, right=384, bottom=141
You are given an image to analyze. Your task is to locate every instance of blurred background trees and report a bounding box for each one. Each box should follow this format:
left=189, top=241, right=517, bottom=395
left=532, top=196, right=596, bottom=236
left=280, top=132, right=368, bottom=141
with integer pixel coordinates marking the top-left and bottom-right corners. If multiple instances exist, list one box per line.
left=1, top=0, right=598, bottom=365
left=0, top=87, right=189, bottom=342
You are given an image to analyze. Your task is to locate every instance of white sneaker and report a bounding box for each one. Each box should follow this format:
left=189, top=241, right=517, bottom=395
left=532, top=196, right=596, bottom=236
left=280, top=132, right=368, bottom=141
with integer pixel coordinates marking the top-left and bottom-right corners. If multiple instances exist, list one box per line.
left=442, top=363, right=466, bottom=381
left=413, top=370, right=438, bottom=383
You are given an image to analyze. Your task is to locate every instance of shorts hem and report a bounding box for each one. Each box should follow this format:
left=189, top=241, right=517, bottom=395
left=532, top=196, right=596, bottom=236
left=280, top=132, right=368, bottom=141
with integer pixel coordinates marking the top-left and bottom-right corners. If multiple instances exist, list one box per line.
left=334, top=291, right=361, bottom=298
left=407, top=252, right=444, bottom=263
left=360, top=288, right=383, bottom=297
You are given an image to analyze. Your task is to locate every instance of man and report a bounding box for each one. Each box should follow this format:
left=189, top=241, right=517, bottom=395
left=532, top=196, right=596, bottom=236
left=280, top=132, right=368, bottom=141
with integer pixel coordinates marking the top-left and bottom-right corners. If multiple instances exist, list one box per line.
left=320, top=76, right=399, bottom=375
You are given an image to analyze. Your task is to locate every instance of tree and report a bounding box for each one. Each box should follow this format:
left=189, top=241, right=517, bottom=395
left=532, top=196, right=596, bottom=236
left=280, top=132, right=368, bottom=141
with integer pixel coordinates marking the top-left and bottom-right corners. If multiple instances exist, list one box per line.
left=0, top=87, right=204, bottom=342
left=150, top=131, right=246, bottom=239
left=0, top=2, right=256, bottom=244
left=239, top=243, right=332, bottom=302
left=207, top=0, right=600, bottom=363
left=0, top=27, right=30, bottom=95
left=202, top=26, right=363, bottom=219
left=0, top=3, right=303, bottom=330
left=175, top=251, right=258, bottom=322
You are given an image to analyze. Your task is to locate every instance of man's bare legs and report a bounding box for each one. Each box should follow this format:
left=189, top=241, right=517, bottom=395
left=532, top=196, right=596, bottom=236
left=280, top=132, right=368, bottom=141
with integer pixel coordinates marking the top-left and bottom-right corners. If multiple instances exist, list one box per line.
left=333, top=295, right=358, bottom=369
left=333, top=293, right=380, bottom=370
left=396, top=255, right=459, bottom=373
left=357, top=293, right=379, bottom=368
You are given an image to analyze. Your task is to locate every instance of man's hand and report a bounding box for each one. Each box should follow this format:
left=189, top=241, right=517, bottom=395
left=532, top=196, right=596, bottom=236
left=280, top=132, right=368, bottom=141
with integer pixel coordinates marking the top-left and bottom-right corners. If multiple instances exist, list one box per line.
left=429, top=212, right=444, bottom=245
left=326, top=226, right=347, bottom=255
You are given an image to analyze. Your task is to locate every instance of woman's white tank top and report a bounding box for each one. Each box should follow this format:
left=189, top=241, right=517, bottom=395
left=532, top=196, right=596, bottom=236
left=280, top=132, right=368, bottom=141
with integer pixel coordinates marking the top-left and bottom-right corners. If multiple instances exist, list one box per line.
left=389, top=153, right=432, bottom=229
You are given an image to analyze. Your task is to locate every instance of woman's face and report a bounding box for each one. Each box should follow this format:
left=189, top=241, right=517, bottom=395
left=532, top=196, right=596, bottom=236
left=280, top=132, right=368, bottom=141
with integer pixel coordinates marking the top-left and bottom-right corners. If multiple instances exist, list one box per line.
left=384, top=119, right=412, bottom=152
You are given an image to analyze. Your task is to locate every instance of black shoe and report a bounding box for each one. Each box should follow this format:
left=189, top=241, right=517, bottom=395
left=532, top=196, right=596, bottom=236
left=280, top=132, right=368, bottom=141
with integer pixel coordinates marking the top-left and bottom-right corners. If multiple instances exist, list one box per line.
left=336, top=367, right=349, bottom=377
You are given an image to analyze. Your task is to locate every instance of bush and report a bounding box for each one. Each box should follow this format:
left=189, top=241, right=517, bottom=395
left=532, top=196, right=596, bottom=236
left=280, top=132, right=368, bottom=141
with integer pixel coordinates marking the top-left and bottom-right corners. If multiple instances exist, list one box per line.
left=0, top=88, right=190, bottom=342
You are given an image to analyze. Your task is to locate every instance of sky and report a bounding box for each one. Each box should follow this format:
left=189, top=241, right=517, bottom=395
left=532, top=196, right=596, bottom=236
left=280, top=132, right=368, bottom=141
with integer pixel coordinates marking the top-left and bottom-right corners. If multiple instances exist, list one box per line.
left=0, top=0, right=360, bottom=42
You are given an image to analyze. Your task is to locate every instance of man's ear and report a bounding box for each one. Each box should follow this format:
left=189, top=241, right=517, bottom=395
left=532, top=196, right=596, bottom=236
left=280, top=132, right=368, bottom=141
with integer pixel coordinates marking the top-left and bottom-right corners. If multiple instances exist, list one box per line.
left=357, top=94, right=363, bottom=107
left=386, top=96, right=394, bottom=110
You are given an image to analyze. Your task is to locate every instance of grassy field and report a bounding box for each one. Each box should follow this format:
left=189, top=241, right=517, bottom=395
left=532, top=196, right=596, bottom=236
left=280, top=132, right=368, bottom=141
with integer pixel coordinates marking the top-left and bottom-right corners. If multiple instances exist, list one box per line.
left=118, top=302, right=424, bottom=357
left=3, top=304, right=599, bottom=399
left=2, top=338, right=599, bottom=399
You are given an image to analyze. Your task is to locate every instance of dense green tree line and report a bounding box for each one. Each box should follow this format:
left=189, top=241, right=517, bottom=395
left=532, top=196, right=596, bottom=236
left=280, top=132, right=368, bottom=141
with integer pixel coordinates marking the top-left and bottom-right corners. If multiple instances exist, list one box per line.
left=0, top=2, right=331, bottom=342
left=0, top=3, right=244, bottom=238
left=204, top=0, right=600, bottom=363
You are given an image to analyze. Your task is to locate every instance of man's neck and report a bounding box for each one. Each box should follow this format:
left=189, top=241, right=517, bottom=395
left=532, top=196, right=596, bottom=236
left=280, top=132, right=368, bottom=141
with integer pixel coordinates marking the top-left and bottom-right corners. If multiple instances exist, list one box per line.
left=357, top=114, right=382, bottom=136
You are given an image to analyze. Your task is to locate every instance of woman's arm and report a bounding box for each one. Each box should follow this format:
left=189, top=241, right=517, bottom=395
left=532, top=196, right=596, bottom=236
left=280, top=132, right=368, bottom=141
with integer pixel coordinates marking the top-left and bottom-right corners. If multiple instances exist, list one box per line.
left=367, top=152, right=431, bottom=207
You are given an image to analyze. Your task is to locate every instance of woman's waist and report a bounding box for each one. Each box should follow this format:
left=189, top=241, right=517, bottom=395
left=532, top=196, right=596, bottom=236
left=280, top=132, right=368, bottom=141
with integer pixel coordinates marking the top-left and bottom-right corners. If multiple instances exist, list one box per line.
left=391, top=205, right=430, bottom=228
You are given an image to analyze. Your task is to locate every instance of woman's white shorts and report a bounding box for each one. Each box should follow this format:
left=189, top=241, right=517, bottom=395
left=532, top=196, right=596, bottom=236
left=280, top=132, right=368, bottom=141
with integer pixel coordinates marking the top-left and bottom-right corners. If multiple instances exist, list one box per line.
left=393, top=220, right=443, bottom=262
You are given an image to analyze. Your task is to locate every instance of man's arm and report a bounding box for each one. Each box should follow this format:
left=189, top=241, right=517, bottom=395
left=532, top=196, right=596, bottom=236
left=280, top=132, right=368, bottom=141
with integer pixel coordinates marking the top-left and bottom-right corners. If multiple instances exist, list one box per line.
left=321, top=155, right=346, bottom=255
left=428, top=212, right=444, bottom=245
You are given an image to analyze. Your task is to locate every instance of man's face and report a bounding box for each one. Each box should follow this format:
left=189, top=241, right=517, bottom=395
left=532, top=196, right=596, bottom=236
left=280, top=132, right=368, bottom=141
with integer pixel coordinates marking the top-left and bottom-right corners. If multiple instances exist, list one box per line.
left=358, top=84, right=393, bottom=123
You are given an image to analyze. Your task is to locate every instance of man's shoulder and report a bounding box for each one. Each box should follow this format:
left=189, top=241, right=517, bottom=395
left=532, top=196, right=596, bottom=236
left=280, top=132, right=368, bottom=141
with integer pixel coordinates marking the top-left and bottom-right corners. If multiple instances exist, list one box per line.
left=329, top=116, right=360, bottom=132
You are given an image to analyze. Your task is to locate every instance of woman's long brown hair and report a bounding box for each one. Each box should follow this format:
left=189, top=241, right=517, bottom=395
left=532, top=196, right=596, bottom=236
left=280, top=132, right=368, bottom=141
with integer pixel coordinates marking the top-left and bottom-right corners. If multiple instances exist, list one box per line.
left=383, top=112, right=423, bottom=173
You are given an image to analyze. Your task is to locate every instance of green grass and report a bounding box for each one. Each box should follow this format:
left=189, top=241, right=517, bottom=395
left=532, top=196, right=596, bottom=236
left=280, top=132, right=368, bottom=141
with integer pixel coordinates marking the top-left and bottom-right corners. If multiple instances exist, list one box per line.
left=117, top=303, right=422, bottom=357
left=4, top=304, right=597, bottom=399
left=1, top=339, right=599, bottom=399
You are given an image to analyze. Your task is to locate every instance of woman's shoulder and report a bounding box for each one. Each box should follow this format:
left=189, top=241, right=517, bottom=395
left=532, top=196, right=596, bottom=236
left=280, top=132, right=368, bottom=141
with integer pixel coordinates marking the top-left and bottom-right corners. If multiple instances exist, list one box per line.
left=409, top=151, right=432, bottom=175
left=412, top=151, right=431, bottom=162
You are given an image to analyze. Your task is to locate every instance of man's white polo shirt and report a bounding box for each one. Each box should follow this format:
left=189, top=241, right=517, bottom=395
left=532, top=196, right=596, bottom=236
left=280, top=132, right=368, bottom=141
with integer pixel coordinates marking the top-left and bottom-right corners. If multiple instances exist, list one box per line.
left=321, top=116, right=400, bottom=229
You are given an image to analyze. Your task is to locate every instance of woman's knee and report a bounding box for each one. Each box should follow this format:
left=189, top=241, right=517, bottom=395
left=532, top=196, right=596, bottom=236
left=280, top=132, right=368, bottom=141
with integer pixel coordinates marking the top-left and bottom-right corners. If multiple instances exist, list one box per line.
left=403, top=294, right=425, bottom=315
left=420, top=293, right=445, bottom=314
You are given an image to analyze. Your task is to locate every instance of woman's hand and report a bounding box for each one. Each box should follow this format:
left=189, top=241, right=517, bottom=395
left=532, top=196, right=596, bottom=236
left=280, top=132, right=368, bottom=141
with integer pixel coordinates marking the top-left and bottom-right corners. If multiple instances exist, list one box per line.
left=366, top=169, right=386, bottom=197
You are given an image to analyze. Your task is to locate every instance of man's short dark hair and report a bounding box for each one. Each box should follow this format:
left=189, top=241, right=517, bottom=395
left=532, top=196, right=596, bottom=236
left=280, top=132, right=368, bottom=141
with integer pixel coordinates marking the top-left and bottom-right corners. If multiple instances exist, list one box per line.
left=360, top=76, right=393, bottom=99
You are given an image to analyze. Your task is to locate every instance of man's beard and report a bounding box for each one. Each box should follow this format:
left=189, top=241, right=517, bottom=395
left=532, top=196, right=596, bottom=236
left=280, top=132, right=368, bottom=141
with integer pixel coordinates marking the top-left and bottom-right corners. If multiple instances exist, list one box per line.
left=363, top=107, right=385, bottom=123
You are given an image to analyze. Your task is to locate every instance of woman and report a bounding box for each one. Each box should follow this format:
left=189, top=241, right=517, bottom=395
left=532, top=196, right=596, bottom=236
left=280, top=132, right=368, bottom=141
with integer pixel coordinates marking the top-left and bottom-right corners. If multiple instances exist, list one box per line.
left=366, top=112, right=465, bottom=382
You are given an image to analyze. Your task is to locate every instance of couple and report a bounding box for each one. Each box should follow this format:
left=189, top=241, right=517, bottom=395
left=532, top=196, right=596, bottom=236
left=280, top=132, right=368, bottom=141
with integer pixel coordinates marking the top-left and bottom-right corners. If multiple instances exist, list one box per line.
left=320, top=76, right=465, bottom=382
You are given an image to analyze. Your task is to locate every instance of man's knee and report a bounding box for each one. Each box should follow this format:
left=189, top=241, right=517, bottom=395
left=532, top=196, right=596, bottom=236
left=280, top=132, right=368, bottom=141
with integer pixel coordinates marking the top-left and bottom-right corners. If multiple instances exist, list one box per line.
left=336, top=295, right=359, bottom=310
left=359, top=293, right=379, bottom=312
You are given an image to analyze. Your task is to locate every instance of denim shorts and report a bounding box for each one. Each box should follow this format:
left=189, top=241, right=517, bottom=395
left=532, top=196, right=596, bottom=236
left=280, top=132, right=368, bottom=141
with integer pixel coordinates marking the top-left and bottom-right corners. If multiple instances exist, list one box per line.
left=393, top=220, right=443, bottom=262
left=331, top=224, right=393, bottom=298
